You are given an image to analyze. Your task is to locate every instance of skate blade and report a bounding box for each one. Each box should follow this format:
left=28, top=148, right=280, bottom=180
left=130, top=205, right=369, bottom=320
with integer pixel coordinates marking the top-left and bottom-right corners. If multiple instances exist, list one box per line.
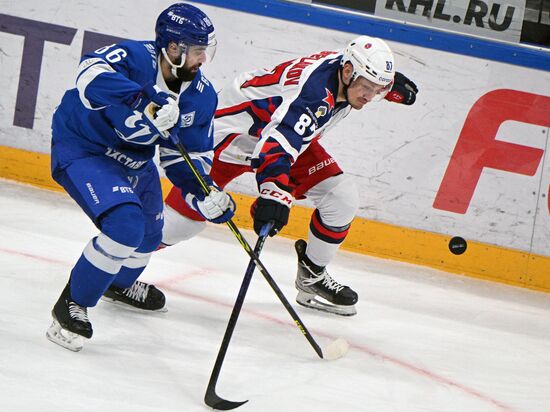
left=46, top=319, right=87, bottom=352
left=100, top=296, right=168, bottom=313
left=296, top=291, right=357, bottom=316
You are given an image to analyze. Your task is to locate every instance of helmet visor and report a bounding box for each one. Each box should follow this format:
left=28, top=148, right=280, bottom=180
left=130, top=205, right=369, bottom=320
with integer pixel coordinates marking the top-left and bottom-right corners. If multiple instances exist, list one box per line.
left=181, top=42, right=216, bottom=64
left=353, top=76, right=392, bottom=102
left=177, top=33, right=217, bottom=65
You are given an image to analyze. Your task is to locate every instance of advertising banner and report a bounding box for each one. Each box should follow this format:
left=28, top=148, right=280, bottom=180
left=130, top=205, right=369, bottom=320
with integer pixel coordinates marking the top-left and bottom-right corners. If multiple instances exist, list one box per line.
left=311, top=0, right=549, bottom=46
left=376, top=0, right=526, bottom=42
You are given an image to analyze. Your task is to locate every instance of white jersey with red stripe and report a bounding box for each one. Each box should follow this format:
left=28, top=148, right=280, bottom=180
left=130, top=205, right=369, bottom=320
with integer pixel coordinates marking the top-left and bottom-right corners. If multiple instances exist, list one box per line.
left=213, top=50, right=352, bottom=185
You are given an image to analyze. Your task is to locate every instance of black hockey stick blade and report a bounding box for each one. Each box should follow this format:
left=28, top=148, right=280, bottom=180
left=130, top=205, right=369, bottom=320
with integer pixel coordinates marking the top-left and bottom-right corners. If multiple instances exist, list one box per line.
left=203, top=223, right=272, bottom=410
left=204, top=391, right=248, bottom=411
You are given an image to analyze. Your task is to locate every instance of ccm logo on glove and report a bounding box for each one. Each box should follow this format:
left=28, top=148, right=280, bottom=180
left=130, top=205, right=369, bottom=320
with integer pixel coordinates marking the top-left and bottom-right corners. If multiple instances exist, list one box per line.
left=260, top=182, right=293, bottom=206
left=252, top=181, right=294, bottom=236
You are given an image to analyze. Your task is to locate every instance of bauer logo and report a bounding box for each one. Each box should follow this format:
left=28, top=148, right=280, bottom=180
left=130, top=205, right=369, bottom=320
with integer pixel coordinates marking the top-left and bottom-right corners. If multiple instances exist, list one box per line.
left=308, top=158, right=336, bottom=175
left=86, top=183, right=100, bottom=205
left=375, top=0, right=524, bottom=43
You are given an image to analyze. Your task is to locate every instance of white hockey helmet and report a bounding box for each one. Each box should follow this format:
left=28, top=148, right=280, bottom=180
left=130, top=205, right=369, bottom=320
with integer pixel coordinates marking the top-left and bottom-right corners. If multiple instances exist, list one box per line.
left=341, top=36, right=395, bottom=86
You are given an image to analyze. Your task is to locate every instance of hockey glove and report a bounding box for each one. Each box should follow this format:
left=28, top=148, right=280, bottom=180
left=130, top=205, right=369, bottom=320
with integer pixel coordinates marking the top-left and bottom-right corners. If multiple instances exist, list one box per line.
left=187, top=187, right=236, bottom=224
left=385, top=72, right=418, bottom=105
left=129, top=81, right=180, bottom=138
left=251, top=181, right=293, bottom=236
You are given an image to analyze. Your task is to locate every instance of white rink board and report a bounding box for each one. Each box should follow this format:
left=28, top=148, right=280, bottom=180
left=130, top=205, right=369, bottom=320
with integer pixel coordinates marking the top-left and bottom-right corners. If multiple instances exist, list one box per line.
left=1, top=0, right=549, bottom=256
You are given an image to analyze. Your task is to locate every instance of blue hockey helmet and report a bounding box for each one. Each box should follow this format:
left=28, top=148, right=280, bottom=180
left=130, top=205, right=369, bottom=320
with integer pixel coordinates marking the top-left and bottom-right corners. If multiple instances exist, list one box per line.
left=155, top=3, right=215, bottom=49
left=155, top=3, right=216, bottom=70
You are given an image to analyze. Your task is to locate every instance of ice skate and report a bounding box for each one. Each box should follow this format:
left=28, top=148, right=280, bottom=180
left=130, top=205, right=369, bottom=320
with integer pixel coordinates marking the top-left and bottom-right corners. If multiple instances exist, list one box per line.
left=102, top=280, right=167, bottom=312
left=294, top=239, right=358, bottom=316
left=46, top=283, right=93, bottom=352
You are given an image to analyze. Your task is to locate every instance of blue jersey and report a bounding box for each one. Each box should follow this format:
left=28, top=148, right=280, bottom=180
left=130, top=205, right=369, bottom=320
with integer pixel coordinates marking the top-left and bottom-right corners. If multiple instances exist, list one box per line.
left=51, top=39, right=217, bottom=196
left=158, top=72, right=217, bottom=196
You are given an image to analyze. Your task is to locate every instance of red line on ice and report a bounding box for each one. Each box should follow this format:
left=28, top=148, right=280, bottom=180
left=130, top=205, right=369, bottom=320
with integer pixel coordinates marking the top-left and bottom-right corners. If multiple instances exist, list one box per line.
left=0, top=247, right=68, bottom=265
left=159, top=281, right=516, bottom=412
left=1, top=247, right=515, bottom=412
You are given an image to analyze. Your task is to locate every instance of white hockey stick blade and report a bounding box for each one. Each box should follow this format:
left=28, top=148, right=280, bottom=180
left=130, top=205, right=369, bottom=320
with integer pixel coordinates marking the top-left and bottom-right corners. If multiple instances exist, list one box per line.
left=323, top=337, right=349, bottom=360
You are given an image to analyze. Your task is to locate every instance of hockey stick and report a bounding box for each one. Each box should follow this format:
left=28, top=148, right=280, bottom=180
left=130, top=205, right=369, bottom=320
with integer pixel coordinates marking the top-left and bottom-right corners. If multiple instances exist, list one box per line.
left=204, top=221, right=272, bottom=410
left=166, top=130, right=332, bottom=360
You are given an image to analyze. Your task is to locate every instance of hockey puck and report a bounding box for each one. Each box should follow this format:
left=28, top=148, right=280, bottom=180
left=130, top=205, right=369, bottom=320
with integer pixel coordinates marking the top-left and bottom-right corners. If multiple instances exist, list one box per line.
left=449, top=236, right=467, bottom=255
left=323, top=338, right=349, bottom=360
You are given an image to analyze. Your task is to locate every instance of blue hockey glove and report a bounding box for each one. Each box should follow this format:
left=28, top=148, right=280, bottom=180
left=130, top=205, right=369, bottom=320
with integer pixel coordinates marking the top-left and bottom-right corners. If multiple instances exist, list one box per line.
left=251, top=181, right=293, bottom=236
left=187, top=187, right=236, bottom=224
left=385, top=72, right=418, bottom=105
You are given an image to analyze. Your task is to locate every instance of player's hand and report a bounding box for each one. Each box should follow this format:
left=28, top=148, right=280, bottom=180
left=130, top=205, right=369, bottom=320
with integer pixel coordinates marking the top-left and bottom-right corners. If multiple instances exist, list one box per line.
left=130, top=82, right=180, bottom=137
left=385, top=72, right=418, bottom=105
left=251, top=181, right=293, bottom=236
left=190, top=187, right=235, bottom=224
left=148, top=96, right=179, bottom=134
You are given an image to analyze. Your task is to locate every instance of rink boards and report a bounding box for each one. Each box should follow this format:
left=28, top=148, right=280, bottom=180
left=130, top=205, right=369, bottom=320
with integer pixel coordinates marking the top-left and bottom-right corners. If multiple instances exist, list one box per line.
left=1, top=145, right=548, bottom=293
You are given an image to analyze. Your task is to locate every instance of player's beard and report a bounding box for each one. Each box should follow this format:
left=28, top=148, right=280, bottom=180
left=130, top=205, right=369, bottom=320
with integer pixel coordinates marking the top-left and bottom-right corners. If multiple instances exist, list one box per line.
left=176, top=64, right=200, bottom=81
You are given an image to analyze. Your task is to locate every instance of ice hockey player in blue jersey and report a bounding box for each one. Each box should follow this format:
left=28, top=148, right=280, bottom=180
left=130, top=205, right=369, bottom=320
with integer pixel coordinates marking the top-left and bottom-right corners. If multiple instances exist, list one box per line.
left=46, top=3, right=235, bottom=352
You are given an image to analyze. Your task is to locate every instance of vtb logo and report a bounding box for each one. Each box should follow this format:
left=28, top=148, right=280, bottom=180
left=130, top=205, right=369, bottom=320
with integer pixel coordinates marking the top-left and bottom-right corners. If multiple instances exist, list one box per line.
left=433, top=89, right=550, bottom=214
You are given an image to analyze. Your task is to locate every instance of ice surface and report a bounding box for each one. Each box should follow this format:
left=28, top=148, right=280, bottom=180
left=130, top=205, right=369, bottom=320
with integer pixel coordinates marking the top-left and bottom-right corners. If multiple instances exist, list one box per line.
left=1, top=179, right=549, bottom=412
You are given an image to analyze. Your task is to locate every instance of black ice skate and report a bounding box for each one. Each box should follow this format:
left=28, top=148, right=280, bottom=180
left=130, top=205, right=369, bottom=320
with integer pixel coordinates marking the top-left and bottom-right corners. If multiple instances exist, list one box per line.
left=295, top=239, right=358, bottom=316
left=46, top=283, right=93, bottom=352
left=102, top=280, right=167, bottom=312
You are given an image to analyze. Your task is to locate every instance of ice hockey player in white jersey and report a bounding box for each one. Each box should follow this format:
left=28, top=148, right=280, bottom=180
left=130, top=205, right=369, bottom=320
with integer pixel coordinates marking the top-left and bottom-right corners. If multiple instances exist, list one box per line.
left=161, top=36, right=418, bottom=316
left=46, top=3, right=235, bottom=352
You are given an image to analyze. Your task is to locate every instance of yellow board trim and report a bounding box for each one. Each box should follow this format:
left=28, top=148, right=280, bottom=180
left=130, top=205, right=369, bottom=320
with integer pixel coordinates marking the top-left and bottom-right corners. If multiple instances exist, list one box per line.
left=2, top=145, right=549, bottom=293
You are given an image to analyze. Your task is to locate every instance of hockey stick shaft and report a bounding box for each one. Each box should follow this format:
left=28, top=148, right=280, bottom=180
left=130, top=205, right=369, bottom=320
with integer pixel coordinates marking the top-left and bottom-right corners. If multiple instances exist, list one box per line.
left=168, top=133, right=323, bottom=359
left=204, top=222, right=272, bottom=410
